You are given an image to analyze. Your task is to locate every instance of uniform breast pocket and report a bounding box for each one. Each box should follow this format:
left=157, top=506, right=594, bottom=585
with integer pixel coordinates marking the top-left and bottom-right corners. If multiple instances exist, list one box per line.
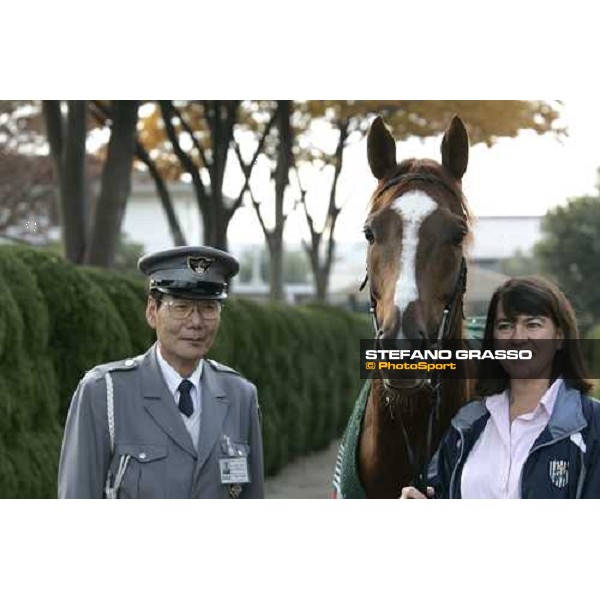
left=112, top=443, right=168, bottom=499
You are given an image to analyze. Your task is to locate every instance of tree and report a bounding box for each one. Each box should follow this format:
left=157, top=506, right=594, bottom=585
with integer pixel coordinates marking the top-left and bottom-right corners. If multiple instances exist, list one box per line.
left=236, top=101, right=295, bottom=301
left=293, top=100, right=563, bottom=301
left=43, top=100, right=88, bottom=263
left=535, top=195, right=600, bottom=332
left=89, top=101, right=187, bottom=248
left=43, top=100, right=140, bottom=267
left=138, top=101, right=276, bottom=252
left=85, top=101, right=139, bottom=266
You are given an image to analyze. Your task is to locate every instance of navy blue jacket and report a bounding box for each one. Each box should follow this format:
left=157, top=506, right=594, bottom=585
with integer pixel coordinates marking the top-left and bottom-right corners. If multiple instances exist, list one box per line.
left=429, top=382, right=600, bottom=499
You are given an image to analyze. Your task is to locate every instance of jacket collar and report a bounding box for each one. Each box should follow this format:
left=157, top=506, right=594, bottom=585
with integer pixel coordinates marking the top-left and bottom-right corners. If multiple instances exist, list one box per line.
left=450, top=399, right=488, bottom=432
left=543, top=380, right=586, bottom=440
left=450, top=380, right=587, bottom=441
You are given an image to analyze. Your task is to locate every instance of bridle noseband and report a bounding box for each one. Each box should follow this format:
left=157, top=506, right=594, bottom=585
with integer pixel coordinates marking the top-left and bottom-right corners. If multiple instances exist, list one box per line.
left=360, top=172, right=468, bottom=495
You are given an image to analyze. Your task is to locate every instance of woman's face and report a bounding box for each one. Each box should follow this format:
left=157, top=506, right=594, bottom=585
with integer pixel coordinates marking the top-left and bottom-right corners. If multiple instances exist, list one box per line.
left=493, top=301, right=563, bottom=380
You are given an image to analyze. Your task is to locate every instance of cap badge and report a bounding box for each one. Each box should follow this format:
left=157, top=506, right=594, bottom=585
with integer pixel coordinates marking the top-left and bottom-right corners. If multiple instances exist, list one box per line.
left=187, top=256, right=214, bottom=274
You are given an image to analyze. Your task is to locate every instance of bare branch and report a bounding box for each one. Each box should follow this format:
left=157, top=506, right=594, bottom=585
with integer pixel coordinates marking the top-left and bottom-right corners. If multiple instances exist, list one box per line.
left=248, top=186, right=270, bottom=240
left=159, top=100, right=207, bottom=206
left=230, top=107, right=279, bottom=215
left=172, top=103, right=210, bottom=171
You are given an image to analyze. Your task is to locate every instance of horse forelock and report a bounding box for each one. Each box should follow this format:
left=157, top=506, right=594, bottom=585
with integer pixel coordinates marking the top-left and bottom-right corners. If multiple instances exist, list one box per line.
left=369, top=159, right=471, bottom=226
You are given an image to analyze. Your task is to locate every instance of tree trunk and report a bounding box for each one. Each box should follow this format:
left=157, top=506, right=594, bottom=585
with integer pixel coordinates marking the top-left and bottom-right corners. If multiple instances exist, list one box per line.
left=202, top=100, right=239, bottom=251
left=269, top=100, right=293, bottom=302
left=212, top=203, right=230, bottom=252
left=90, top=100, right=187, bottom=249
left=268, top=234, right=284, bottom=302
left=315, top=265, right=329, bottom=302
left=43, top=100, right=88, bottom=264
left=85, top=101, right=139, bottom=266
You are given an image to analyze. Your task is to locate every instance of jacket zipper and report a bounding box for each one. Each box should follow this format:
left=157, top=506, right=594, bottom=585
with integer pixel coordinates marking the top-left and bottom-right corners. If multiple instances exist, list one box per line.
left=448, top=429, right=466, bottom=499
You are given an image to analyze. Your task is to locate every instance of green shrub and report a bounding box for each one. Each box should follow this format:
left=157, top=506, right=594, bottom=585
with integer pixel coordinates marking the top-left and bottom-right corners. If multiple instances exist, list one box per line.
left=81, top=267, right=153, bottom=354
left=12, top=248, right=131, bottom=421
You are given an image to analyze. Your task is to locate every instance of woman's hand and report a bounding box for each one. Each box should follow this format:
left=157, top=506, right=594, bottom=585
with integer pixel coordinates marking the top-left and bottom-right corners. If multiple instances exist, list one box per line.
left=400, top=486, right=435, bottom=499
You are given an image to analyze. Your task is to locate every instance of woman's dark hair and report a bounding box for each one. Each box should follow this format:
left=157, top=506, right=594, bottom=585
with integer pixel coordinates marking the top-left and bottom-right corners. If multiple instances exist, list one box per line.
left=475, top=276, right=592, bottom=396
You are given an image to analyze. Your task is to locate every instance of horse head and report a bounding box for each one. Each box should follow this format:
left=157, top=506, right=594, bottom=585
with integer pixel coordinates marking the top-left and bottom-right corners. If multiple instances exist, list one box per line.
left=364, top=115, right=471, bottom=393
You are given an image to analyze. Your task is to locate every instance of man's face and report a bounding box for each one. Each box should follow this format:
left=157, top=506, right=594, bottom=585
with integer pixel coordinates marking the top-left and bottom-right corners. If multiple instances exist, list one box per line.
left=146, top=295, right=222, bottom=372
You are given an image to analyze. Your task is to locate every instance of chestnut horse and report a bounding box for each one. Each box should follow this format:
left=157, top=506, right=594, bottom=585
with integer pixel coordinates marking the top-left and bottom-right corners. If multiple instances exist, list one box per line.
left=333, top=115, right=472, bottom=499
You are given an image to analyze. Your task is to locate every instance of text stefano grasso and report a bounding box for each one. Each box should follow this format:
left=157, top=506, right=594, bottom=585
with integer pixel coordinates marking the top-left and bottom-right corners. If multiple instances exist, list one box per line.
left=364, top=349, right=533, bottom=361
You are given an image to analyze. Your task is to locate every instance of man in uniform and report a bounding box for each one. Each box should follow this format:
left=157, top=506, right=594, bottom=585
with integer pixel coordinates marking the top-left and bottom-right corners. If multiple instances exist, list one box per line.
left=58, top=246, right=264, bottom=499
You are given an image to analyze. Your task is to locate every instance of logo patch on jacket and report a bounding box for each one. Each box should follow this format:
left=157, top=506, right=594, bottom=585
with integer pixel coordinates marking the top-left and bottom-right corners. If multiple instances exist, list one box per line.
left=549, top=460, right=569, bottom=489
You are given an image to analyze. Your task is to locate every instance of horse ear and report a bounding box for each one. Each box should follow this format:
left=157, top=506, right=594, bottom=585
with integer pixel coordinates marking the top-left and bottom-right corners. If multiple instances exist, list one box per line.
left=441, top=115, right=469, bottom=180
left=367, top=116, right=397, bottom=179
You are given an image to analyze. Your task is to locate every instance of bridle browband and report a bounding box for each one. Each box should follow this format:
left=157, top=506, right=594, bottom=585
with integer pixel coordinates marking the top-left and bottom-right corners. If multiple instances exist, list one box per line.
left=373, top=170, right=465, bottom=208
left=360, top=171, right=468, bottom=495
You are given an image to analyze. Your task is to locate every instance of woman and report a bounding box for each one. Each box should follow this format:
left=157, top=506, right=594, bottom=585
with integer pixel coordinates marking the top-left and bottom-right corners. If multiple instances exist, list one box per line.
left=402, top=275, right=600, bottom=499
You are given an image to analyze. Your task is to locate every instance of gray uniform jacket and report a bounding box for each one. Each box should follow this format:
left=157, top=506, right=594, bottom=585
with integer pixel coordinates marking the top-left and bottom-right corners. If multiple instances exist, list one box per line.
left=58, top=345, right=264, bottom=499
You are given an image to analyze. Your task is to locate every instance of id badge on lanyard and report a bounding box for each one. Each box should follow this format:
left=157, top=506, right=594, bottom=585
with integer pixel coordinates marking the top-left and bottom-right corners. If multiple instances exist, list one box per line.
left=219, top=435, right=250, bottom=498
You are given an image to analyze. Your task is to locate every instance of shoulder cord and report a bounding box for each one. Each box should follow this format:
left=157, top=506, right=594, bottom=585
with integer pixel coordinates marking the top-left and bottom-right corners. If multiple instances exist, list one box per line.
left=103, top=372, right=131, bottom=500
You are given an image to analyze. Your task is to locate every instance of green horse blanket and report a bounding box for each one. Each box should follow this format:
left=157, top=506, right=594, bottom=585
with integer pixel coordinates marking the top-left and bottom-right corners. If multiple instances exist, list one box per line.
left=332, top=380, right=372, bottom=499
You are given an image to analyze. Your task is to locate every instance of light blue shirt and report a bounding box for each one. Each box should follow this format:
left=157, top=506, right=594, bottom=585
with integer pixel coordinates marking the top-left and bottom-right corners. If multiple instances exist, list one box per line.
left=156, top=345, right=203, bottom=452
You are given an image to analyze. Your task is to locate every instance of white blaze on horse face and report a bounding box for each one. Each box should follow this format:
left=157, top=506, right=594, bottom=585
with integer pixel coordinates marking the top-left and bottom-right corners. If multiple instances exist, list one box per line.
left=391, top=190, right=438, bottom=319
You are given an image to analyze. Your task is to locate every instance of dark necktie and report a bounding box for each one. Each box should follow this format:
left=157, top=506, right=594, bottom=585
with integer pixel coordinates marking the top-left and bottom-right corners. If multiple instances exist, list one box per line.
left=178, top=379, right=194, bottom=417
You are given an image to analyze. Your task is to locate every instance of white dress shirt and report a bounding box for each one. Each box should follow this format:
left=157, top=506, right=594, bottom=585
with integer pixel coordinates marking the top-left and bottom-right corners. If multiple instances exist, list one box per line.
left=156, top=345, right=203, bottom=451
left=461, top=378, right=563, bottom=499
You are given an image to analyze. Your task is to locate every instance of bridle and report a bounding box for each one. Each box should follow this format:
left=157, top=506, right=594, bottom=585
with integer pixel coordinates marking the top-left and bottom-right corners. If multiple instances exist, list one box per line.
left=359, top=171, right=468, bottom=494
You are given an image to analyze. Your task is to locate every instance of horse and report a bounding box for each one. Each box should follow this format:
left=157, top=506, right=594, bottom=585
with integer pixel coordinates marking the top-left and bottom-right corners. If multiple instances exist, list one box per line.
left=333, top=115, right=473, bottom=499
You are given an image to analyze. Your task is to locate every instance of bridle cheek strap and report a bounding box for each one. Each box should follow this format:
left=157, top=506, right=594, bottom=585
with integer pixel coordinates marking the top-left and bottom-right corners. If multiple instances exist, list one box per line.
left=362, top=256, right=466, bottom=341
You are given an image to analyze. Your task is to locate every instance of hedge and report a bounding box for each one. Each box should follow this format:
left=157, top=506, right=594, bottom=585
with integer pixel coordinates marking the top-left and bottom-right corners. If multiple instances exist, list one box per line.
left=0, top=246, right=369, bottom=496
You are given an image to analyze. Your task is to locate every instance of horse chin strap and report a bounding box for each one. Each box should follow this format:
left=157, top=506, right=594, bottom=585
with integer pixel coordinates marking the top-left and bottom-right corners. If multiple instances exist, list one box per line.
left=361, top=256, right=468, bottom=495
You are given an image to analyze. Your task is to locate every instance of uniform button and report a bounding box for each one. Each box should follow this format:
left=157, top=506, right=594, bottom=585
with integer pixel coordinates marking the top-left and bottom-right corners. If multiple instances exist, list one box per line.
left=125, top=359, right=134, bottom=366
left=139, top=452, right=147, bottom=460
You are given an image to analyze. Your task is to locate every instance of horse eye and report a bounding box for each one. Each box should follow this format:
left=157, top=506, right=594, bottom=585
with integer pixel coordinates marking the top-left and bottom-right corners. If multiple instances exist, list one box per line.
left=452, top=230, right=466, bottom=246
left=364, top=226, right=375, bottom=244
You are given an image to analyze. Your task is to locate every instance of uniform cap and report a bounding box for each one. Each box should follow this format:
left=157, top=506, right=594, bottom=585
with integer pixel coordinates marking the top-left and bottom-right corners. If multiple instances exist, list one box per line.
left=138, top=246, right=239, bottom=300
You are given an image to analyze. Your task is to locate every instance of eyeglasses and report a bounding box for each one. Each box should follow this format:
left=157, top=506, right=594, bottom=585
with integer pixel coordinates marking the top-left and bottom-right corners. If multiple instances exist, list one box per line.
left=162, top=299, right=222, bottom=321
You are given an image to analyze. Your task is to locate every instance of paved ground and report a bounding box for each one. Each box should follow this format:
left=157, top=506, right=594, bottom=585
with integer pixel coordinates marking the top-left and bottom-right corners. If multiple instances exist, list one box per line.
left=264, top=439, right=341, bottom=499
